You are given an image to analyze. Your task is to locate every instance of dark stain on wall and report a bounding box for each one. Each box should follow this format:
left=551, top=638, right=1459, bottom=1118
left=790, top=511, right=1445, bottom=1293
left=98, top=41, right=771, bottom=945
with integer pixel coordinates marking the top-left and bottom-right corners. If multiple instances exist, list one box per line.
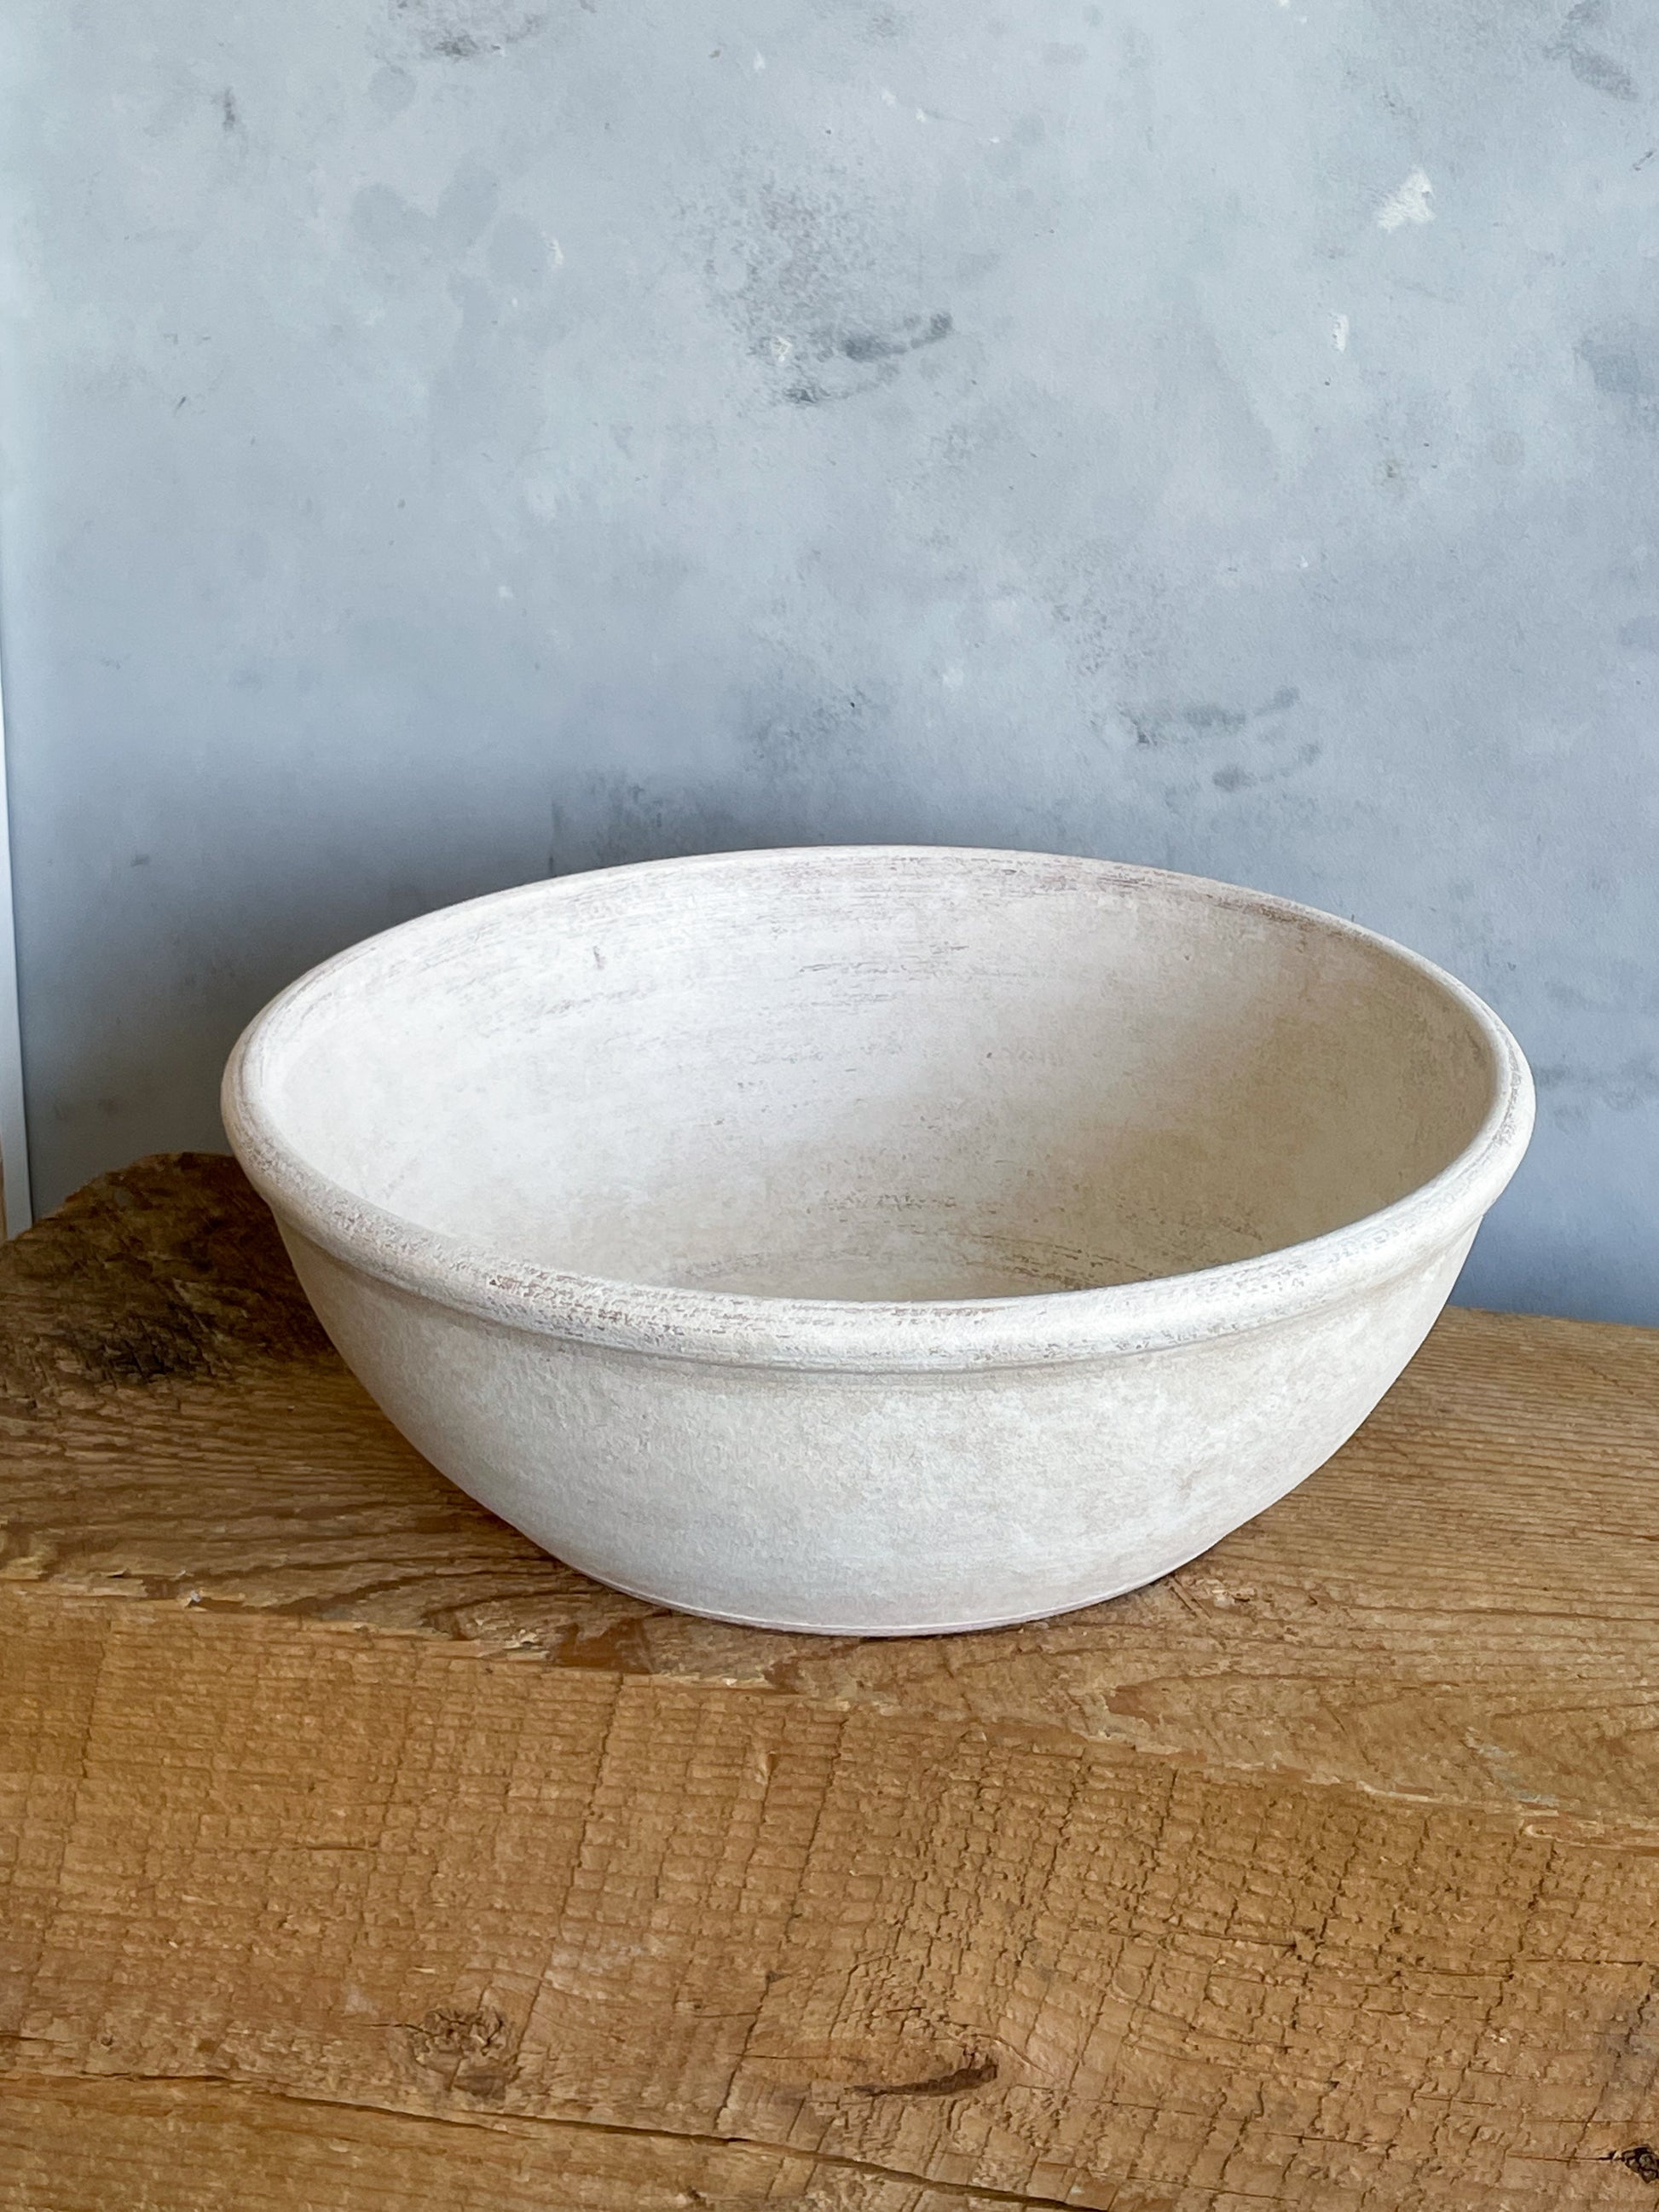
left=1550, top=0, right=1639, bottom=99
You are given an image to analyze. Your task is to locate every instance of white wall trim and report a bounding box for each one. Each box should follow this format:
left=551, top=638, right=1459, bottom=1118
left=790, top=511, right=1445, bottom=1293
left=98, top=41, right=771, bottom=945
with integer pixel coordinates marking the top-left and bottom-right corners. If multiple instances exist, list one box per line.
left=0, top=651, right=32, bottom=1235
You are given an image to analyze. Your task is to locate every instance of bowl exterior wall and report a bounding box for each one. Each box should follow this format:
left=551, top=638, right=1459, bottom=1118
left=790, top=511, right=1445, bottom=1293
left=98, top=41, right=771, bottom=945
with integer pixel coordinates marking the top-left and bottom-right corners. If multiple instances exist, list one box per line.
left=276, top=1219, right=1478, bottom=1635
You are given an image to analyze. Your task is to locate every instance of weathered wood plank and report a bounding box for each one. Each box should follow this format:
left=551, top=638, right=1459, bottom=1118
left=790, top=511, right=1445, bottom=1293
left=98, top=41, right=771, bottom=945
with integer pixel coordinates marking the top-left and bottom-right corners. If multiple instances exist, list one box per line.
left=3, top=1156, right=1656, bottom=1827
left=3, top=1589, right=1658, bottom=2208
left=3, top=1155, right=1658, bottom=2208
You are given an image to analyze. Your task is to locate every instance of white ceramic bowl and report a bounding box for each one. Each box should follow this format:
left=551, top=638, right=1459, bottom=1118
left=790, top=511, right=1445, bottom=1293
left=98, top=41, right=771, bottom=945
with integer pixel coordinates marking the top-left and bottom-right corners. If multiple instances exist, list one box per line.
left=223, top=847, right=1533, bottom=1636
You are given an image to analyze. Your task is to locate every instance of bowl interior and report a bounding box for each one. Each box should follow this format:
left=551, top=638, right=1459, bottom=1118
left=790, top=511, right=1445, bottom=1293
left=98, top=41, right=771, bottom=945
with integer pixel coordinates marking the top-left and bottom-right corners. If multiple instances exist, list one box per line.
left=250, top=851, right=1502, bottom=1302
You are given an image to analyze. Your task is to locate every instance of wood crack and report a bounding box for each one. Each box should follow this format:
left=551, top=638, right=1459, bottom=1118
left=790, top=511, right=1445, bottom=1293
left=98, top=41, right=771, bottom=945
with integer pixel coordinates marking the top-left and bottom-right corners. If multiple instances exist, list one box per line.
left=2, top=2070, right=1096, bottom=2209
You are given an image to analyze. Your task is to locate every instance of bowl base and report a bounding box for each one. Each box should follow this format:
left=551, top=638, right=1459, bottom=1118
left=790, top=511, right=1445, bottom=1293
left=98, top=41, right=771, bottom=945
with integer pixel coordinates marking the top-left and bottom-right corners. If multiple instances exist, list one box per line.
left=582, top=1539, right=1231, bottom=1640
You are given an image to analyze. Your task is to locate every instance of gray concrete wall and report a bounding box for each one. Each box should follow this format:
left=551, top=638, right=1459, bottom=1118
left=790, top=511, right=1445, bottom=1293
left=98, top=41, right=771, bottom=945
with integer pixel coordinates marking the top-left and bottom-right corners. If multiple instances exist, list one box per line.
left=3, top=0, right=1656, bottom=1321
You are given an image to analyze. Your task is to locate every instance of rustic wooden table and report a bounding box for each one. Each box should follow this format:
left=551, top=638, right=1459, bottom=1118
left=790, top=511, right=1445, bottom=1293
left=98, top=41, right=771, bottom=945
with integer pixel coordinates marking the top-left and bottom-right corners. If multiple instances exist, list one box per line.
left=2, top=1154, right=1657, bottom=2210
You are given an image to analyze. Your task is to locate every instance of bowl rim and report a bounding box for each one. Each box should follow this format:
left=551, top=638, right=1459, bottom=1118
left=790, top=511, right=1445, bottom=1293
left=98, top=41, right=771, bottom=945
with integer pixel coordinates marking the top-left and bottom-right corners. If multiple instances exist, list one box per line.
left=222, top=845, right=1535, bottom=1372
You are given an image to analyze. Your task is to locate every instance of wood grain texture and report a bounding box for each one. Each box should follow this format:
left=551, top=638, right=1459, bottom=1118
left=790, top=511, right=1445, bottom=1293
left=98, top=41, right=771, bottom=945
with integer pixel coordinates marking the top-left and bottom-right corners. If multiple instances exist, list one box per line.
left=3, top=1154, right=1658, bottom=2209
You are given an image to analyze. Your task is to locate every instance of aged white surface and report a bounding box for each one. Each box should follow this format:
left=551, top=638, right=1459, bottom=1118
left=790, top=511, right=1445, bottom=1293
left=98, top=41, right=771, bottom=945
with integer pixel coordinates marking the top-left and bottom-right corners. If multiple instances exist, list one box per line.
left=224, top=846, right=1533, bottom=1634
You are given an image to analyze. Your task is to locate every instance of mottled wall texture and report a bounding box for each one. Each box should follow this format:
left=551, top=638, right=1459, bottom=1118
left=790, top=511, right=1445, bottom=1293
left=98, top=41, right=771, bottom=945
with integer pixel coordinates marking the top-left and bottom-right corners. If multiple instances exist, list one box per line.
left=3, top=0, right=1656, bottom=1319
